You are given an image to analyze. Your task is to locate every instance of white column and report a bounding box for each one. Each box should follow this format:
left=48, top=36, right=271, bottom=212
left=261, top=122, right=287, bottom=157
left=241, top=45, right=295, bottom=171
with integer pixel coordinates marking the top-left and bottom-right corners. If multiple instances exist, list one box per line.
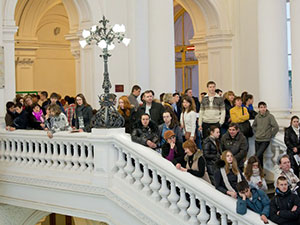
left=148, top=0, right=175, bottom=95
left=258, top=0, right=289, bottom=115
left=290, top=1, right=300, bottom=114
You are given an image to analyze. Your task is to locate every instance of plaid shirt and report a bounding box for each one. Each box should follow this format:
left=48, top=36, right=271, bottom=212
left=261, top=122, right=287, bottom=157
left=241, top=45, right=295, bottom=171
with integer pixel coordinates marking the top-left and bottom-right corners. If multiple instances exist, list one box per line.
left=66, top=103, right=76, bottom=125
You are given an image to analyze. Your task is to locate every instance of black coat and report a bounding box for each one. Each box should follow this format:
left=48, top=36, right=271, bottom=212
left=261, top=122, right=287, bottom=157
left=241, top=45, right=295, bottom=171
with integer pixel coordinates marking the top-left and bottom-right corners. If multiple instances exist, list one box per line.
left=131, top=120, right=159, bottom=148
left=223, top=99, right=233, bottom=129
left=135, top=101, right=165, bottom=125
left=5, top=110, right=16, bottom=127
left=221, top=131, right=248, bottom=169
left=13, top=110, right=29, bottom=129
left=284, top=126, right=300, bottom=155
left=119, top=108, right=135, bottom=133
left=73, top=105, right=93, bottom=132
left=161, top=141, right=185, bottom=166
left=24, top=106, right=42, bottom=130
left=203, top=136, right=221, bottom=166
left=270, top=188, right=300, bottom=225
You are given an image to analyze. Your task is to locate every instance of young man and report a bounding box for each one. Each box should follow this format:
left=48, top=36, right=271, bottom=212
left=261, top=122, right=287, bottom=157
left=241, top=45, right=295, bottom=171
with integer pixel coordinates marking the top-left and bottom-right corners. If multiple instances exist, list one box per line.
left=12, top=102, right=29, bottom=130
left=221, top=123, right=248, bottom=171
left=131, top=113, right=159, bottom=150
left=135, top=90, right=165, bottom=125
left=198, top=81, right=225, bottom=139
left=128, top=85, right=141, bottom=111
left=270, top=176, right=300, bottom=225
left=252, top=101, right=279, bottom=168
left=236, top=180, right=270, bottom=224
left=172, top=92, right=181, bottom=121
left=274, top=155, right=300, bottom=195
left=49, top=92, right=65, bottom=114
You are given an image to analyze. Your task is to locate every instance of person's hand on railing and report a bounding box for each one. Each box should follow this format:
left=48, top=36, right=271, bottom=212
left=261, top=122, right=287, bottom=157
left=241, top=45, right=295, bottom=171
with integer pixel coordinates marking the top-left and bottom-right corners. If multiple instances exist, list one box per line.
left=226, top=190, right=237, bottom=199
left=260, top=215, right=268, bottom=224
left=47, top=131, right=53, bottom=139
left=175, top=163, right=187, bottom=172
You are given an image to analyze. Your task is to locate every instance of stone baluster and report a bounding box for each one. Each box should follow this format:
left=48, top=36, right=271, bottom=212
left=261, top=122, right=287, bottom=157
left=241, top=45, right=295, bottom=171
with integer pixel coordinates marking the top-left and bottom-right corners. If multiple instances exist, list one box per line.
left=15, top=140, right=22, bottom=164
left=39, top=141, right=46, bottom=167
left=45, top=142, right=52, bottom=167
left=264, top=144, right=274, bottom=171
left=20, top=140, right=27, bottom=164
left=272, top=144, right=282, bottom=166
left=27, top=140, right=34, bottom=165
left=0, top=139, right=5, bottom=161
left=65, top=142, right=72, bottom=170
left=197, top=198, right=210, bottom=225
left=141, top=163, right=152, bottom=195
left=231, top=220, right=238, bottom=225
left=57, top=142, right=66, bottom=169
left=115, top=146, right=126, bottom=178
left=52, top=142, right=59, bottom=168
left=10, top=140, right=16, bottom=163
left=219, top=211, right=227, bottom=225
left=187, top=193, right=200, bottom=225
left=124, top=152, right=135, bottom=183
left=86, top=143, right=94, bottom=172
left=79, top=142, right=87, bottom=171
left=207, top=205, right=219, bottom=225
left=132, top=158, right=143, bottom=189
left=149, top=169, right=161, bottom=202
left=177, top=186, right=189, bottom=221
left=72, top=143, right=80, bottom=170
left=167, top=180, right=179, bottom=213
left=2, top=140, right=9, bottom=162
left=159, top=175, right=170, bottom=208
left=32, top=141, right=40, bottom=166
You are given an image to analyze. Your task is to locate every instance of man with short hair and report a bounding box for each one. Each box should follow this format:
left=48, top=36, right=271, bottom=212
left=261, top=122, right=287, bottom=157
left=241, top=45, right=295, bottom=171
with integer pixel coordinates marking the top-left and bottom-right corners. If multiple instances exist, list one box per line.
left=172, top=92, right=181, bottom=120
left=128, top=85, right=141, bottom=111
left=274, top=155, right=300, bottom=194
left=135, top=90, right=165, bottom=125
left=270, top=176, right=300, bottom=225
left=236, top=180, right=270, bottom=224
left=50, top=92, right=65, bottom=114
left=221, top=123, right=248, bottom=171
left=39, top=91, right=50, bottom=114
left=199, top=81, right=225, bottom=139
left=252, top=101, right=279, bottom=168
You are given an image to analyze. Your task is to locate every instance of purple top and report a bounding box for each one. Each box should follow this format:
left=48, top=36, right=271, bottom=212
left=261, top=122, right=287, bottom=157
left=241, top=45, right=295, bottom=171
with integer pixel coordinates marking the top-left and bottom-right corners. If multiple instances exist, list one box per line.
left=32, top=110, right=44, bottom=123
left=166, top=148, right=175, bottom=161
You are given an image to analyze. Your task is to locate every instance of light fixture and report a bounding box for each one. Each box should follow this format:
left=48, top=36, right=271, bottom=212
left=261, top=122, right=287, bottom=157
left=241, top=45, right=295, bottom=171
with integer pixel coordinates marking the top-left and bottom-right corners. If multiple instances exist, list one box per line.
left=122, top=38, right=131, bottom=46
left=79, top=40, right=88, bottom=48
left=82, top=29, right=91, bottom=38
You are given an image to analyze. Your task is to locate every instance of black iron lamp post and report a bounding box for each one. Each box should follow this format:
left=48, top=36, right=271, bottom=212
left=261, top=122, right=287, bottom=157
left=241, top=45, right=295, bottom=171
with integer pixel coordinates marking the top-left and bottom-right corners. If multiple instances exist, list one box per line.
left=79, top=16, right=130, bottom=128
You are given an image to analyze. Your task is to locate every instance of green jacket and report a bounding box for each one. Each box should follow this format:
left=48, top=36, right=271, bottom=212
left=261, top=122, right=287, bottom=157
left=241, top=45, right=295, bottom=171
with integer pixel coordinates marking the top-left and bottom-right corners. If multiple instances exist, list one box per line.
left=252, top=110, right=279, bottom=141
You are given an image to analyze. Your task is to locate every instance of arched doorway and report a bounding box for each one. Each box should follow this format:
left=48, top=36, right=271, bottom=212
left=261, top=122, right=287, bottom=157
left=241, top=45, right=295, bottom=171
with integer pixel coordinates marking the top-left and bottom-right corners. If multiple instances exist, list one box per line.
left=14, top=0, right=76, bottom=97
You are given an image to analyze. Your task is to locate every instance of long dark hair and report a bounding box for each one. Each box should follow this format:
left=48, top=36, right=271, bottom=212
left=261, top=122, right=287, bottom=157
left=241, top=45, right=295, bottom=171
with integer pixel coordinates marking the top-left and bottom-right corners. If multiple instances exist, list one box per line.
left=75, top=93, right=89, bottom=107
left=163, top=109, right=178, bottom=129
left=244, top=156, right=264, bottom=181
left=182, top=96, right=195, bottom=113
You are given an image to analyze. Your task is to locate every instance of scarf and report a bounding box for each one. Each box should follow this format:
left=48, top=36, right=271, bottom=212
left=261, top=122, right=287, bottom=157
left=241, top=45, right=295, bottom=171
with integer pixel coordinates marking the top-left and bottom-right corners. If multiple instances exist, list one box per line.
left=220, top=165, right=242, bottom=192
left=252, top=168, right=260, bottom=177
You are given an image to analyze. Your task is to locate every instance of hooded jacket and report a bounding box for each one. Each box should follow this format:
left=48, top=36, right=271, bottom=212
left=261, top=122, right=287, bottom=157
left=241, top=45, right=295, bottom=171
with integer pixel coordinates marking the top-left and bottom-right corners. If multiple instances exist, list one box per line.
left=252, top=110, right=279, bottom=142
left=270, top=188, right=300, bottom=225
left=131, top=120, right=159, bottom=148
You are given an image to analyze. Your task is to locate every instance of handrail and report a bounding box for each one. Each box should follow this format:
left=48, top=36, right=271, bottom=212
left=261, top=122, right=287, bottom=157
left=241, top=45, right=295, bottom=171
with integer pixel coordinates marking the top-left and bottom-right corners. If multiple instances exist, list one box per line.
left=0, top=128, right=277, bottom=225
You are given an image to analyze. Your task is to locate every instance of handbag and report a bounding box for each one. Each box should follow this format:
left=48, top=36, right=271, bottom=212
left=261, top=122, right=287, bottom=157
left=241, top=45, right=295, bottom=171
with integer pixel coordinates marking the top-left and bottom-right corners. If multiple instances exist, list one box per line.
left=238, top=107, right=253, bottom=137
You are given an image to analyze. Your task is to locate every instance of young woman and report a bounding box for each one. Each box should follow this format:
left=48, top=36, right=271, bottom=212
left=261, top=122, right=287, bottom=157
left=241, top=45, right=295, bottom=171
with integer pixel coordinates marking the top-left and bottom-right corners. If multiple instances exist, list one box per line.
left=222, top=91, right=235, bottom=134
left=159, top=110, right=182, bottom=146
left=118, top=95, right=135, bottom=133
left=73, top=93, right=93, bottom=132
left=202, top=126, right=221, bottom=185
left=214, top=150, right=245, bottom=198
left=176, top=139, right=210, bottom=183
left=244, top=156, right=268, bottom=191
left=284, top=115, right=300, bottom=177
left=180, top=96, right=197, bottom=141
left=46, top=104, right=70, bottom=138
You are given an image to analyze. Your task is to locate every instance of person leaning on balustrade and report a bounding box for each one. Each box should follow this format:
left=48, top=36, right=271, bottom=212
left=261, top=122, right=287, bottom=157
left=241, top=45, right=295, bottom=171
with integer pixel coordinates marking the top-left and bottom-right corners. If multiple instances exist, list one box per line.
left=72, top=93, right=93, bottom=133
left=131, top=113, right=159, bottom=150
left=45, top=104, right=71, bottom=139
left=5, top=101, right=16, bottom=131
left=284, top=115, right=300, bottom=177
left=176, top=140, right=211, bottom=183
left=117, top=95, right=135, bottom=133
left=214, top=150, right=245, bottom=199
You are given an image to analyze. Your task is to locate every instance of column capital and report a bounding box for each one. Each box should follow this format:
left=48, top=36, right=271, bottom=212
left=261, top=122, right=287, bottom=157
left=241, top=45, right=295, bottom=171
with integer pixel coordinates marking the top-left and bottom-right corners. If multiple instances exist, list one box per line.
left=190, top=35, right=208, bottom=62
left=2, top=25, right=18, bottom=42
left=205, top=33, right=233, bottom=49
left=65, top=33, right=81, bottom=59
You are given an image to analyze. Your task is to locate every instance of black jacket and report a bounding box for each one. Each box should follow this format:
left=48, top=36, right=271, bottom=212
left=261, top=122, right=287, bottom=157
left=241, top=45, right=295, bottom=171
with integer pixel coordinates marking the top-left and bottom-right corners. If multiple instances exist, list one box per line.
left=13, top=110, right=29, bottom=129
left=131, top=120, right=159, bottom=148
left=284, top=126, right=300, bottom=155
left=270, top=188, right=300, bottom=225
left=135, top=102, right=165, bottom=125
left=221, top=131, right=248, bottom=169
left=203, top=136, right=221, bottom=166
left=214, top=160, right=245, bottom=194
left=119, top=108, right=135, bottom=133
left=5, top=110, right=16, bottom=127
left=223, top=99, right=233, bottom=129
left=73, top=105, right=93, bottom=132
left=161, top=141, right=185, bottom=166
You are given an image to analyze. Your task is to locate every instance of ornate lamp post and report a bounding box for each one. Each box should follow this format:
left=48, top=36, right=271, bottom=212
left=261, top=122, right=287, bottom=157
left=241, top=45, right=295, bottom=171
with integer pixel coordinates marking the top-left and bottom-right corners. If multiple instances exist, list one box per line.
left=79, top=16, right=130, bottom=128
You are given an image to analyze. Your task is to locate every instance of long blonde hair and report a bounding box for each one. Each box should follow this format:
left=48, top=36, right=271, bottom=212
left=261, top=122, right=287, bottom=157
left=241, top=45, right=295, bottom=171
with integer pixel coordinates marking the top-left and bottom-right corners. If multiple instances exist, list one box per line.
left=221, top=150, right=239, bottom=175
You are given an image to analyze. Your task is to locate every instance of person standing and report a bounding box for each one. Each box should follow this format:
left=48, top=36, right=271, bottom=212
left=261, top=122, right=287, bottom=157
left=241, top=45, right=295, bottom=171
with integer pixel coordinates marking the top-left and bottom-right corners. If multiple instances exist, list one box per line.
left=199, top=81, right=225, bottom=139
left=252, top=101, right=279, bottom=168
left=128, top=85, right=141, bottom=111
left=73, top=94, right=93, bottom=132
left=180, top=96, right=197, bottom=141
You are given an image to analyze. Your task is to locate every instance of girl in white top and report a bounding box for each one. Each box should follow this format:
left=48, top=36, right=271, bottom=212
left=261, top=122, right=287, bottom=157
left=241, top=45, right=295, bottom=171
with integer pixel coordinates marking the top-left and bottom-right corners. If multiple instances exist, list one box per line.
left=180, top=96, right=197, bottom=140
left=244, top=156, right=268, bottom=191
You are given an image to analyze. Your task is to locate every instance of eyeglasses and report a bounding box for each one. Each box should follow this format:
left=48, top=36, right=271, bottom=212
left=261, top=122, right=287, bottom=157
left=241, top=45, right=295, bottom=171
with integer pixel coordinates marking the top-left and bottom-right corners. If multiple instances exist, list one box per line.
left=168, top=136, right=176, bottom=140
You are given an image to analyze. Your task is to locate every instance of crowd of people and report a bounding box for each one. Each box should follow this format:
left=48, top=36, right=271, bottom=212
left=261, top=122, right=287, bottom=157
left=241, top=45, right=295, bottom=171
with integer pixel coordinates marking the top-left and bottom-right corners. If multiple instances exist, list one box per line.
left=4, top=81, right=300, bottom=224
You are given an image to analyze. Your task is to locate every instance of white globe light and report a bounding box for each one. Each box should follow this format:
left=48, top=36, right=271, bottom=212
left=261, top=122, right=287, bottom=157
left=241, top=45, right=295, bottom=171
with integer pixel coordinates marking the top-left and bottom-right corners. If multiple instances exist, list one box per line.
left=119, top=24, right=126, bottom=33
left=98, top=40, right=107, bottom=49
left=112, top=24, right=121, bottom=33
left=107, top=43, right=115, bottom=51
left=122, top=38, right=131, bottom=46
left=79, top=40, right=88, bottom=48
left=91, top=25, right=97, bottom=32
left=82, top=29, right=91, bottom=38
